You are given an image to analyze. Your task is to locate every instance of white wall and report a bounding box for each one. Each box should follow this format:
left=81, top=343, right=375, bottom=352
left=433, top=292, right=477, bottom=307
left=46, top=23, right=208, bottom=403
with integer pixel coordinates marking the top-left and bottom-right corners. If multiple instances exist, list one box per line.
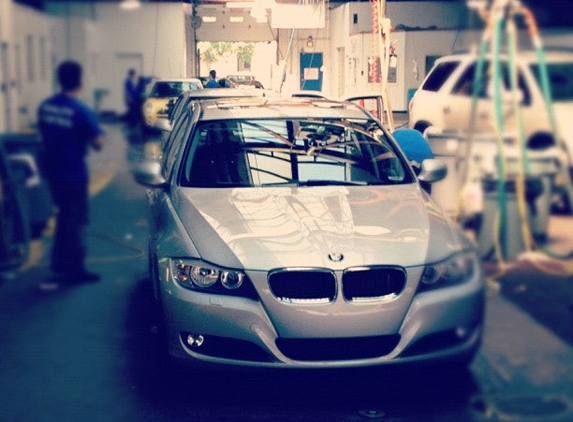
left=12, top=2, right=189, bottom=117
left=12, top=4, right=56, bottom=130
left=387, top=1, right=469, bottom=30
left=0, top=0, right=17, bottom=131
left=89, top=3, right=188, bottom=113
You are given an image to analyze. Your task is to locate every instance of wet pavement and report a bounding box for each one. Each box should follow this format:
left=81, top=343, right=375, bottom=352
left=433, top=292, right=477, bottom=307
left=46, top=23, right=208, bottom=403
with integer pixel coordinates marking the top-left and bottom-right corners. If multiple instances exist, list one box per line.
left=1, top=122, right=573, bottom=422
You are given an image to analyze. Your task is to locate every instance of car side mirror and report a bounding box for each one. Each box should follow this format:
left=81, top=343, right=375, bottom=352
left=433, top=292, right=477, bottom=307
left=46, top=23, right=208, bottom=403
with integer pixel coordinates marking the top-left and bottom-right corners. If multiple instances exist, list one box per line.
left=418, top=158, right=448, bottom=184
left=131, top=161, right=168, bottom=189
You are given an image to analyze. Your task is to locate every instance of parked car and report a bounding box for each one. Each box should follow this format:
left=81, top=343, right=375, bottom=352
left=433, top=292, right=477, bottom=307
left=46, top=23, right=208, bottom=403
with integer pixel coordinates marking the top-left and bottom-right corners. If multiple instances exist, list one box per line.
left=291, top=90, right=328, bottom=99
left=0, top=133, right=54, bottom=272
left=197, top=76, right=209, bottom=88
left=227, top=73, right=265, bottom=89
left=143, top=78, right=203, bottom=127
left=133, top=97, right=485, bottom=370
left=408, top=48, right=573, bottom=212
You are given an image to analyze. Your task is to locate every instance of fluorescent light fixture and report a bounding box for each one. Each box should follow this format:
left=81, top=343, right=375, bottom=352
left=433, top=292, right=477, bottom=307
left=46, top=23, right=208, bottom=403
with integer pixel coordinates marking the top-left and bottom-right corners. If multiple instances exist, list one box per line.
left=120, top=0, right=141, bottom=10
left=202, top=16, right=217, bottom=23
left=230, top=16, right=245, bottom=23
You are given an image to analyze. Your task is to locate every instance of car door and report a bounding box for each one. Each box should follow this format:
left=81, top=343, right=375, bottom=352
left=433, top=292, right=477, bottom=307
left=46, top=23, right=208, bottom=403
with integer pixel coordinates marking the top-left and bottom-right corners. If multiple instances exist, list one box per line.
left=147, top=109, right=194, bottom=231
left=441, top=60, right=494, bottom=134
left=342, top=93, right=384, bottom=121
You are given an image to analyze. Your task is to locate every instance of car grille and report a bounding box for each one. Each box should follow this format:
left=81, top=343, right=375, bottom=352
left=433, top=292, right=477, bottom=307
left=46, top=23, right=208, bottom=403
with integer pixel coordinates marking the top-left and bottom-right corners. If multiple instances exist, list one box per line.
left=343, top=266, right=406, bottom=302
left=268, top=269, right=336, bottom=303
left=268, top=267, right=406, bottom=303
left=276, top=335, right=401, bottom=361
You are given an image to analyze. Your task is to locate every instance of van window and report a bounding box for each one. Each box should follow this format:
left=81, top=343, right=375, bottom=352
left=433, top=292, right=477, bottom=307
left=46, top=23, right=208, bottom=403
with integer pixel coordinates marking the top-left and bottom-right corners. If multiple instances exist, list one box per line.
left=530, top=63, right=573, bottom=101
left=451, top=61, right=531, bottom=104
left=452, top=63, right=488, bottom=97
left=421, top=61, right=460, bottom=92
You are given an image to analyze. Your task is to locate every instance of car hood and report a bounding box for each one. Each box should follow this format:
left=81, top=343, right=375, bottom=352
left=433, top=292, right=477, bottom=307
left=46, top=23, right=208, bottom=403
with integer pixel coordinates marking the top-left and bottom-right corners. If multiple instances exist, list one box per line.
left=173, top=185, right=466, bottom=270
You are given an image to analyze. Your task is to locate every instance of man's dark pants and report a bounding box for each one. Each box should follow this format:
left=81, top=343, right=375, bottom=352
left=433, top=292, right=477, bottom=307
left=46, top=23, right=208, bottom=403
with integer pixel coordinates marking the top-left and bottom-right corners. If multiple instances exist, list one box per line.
left=48, top=181, right=89, bottom=275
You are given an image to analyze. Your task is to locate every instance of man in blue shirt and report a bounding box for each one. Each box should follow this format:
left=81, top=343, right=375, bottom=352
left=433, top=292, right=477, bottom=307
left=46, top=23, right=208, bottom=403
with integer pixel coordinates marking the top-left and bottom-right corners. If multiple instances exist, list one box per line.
left=392, top=128, right=434, bottom=193
left=38, top=60, right=104, bottom=287
left=205, top=69, right=219, bottom=88
left=124, top=68, right=138, bottom=125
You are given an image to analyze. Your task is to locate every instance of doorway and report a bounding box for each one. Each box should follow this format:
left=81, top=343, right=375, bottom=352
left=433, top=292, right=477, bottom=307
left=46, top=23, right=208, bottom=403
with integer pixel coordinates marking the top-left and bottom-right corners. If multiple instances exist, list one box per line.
left=300, top=52, right=323, bottom=91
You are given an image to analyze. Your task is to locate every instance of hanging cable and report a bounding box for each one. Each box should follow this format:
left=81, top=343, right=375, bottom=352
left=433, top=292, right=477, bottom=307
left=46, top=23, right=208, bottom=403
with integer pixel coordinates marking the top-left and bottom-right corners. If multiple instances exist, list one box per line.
left=279, top=27, right=296, bottom=94
left=278, top=0, right=305, bottom=94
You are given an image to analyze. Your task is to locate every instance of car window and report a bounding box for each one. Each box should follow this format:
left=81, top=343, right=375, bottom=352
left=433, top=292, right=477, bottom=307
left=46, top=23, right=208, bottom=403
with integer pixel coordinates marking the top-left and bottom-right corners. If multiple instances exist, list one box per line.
left=451, top=61, right=532, bottom=104
left=180, top=119, right=413, bottom=188
left=421, top=61, right=460, bottom=92
left=151, top=81, right=201, bottom=98
left=530, top=62, right=573, bottom=101
left=451, top=61, right=499, bottom=98
left=452, top=63, right=486, bottom=97
left=163, top=112, right=192, bottom=180
left=169, top=94, right=190, bottom=123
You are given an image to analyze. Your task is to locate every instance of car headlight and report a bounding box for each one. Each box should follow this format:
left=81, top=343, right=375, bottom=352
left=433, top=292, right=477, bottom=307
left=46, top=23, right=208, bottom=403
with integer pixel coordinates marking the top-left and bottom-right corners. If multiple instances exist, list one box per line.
left=418, top=250, right=478, bottom=292
left=170, top=259, right=258, bottom=299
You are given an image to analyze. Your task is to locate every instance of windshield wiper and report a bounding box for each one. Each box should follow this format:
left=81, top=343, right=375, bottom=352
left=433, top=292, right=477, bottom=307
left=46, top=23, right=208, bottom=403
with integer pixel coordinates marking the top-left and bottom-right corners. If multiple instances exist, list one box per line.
left=262, top=179, right=367, bottom=187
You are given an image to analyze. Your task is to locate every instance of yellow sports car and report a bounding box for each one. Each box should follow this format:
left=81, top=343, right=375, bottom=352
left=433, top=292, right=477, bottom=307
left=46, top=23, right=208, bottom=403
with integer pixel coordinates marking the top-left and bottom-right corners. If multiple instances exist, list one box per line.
left=143, top=78, right=202, bottom=127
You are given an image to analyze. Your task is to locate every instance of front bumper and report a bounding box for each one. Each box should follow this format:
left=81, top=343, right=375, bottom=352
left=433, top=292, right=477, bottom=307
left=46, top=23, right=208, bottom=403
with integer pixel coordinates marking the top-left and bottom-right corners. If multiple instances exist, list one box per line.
left=158, top=263, right=485, bottom=369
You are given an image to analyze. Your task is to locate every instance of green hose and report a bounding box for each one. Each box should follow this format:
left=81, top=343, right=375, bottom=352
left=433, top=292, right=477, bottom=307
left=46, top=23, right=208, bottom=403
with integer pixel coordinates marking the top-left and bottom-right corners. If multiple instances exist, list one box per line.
left=491, top=13, right=508, bottom=254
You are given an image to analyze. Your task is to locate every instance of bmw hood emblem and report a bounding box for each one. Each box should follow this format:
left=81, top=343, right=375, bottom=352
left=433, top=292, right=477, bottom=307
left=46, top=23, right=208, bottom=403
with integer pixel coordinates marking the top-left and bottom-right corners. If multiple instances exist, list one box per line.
left=328, top=253, right=344, bottom=262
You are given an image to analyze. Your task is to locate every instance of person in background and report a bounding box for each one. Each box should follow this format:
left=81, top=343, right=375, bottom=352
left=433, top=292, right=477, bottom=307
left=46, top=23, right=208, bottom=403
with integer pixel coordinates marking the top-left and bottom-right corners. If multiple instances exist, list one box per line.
left=392, top=128, right=434, bottom=193
left=37, top=60, right=105, bottom=289
left=218, top=78, right=234, bottom=88
left=124, top=68, right=138, bottom=125
left=205, top=69, right=219, bottom=88
left=132, top=74, right=154, bottom=137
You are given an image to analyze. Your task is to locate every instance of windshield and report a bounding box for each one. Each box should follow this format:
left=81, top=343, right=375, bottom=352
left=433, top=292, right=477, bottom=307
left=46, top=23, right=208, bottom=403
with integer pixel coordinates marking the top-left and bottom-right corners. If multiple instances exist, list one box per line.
left=180, top=119, right=414, bottom=188
left=530, top=62, right=573, bottom=101
left=150, top=81, right=201, bottom=98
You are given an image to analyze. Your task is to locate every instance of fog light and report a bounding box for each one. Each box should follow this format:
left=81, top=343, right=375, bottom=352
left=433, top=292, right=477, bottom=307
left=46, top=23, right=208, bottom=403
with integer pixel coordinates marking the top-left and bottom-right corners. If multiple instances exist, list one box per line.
left=186, top=334, right=205, bottom=347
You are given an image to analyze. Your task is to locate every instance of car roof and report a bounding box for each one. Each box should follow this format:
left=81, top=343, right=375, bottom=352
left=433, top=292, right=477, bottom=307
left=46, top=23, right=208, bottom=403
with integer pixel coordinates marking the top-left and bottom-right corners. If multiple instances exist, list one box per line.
left=152, top=77, right=202, bottom=82
left=437, top=47, right=573, bottom=64
left=190, top=97, right=372, bottom=121
left=180, top=88, right=270, bottom=100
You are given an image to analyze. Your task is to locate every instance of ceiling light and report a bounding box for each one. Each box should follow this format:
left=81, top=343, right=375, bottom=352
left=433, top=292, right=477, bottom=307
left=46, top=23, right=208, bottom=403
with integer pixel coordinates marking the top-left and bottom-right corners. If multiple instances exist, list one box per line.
left=120, top=0, right=141, bottom=11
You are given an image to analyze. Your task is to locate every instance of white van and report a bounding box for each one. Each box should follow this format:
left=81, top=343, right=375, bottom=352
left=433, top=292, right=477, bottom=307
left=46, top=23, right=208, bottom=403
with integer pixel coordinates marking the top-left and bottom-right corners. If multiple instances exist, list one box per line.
left=408, top=48, right=573, bottom=212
